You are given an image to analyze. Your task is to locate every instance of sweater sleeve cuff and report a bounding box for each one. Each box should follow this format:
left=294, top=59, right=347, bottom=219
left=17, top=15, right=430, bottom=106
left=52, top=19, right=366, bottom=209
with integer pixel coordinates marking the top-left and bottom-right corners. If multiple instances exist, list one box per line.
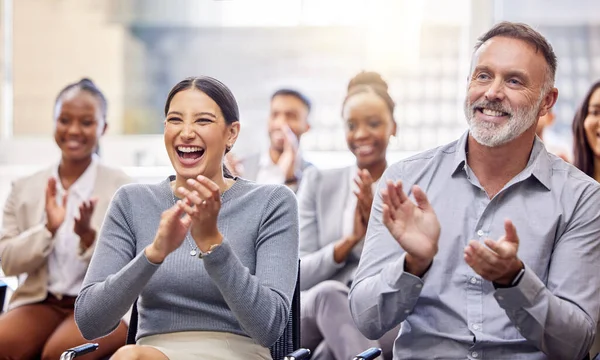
left=202, top=240, right=235, bottom=270
left=494, top=264, right=543, bottom=310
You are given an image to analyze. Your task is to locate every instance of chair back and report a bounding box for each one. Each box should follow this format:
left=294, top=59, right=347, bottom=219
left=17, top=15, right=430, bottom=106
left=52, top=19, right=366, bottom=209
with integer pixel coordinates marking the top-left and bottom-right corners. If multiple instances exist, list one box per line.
left=269, top=259, right=301, bottom=359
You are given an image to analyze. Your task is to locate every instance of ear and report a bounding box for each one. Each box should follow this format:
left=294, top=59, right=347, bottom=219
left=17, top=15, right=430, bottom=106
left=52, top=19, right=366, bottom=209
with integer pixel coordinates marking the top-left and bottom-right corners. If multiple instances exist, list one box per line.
left=391, top=120, right=397, bottom=136
left=538, top=88, right=559, bottom=118
left=227, top=122, right=241, bottom=147
left=101, top=122, right=108, bottom=136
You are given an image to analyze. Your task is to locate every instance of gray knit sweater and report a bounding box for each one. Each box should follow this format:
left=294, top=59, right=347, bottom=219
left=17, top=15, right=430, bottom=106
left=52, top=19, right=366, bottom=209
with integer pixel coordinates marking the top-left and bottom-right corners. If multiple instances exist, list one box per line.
left=74, top=177, right=299, bottom=347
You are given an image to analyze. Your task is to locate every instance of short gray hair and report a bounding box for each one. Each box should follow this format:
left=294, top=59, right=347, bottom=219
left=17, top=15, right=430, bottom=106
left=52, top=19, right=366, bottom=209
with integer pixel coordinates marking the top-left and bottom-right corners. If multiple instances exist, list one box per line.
left=474, top=21, right=557, bottom=95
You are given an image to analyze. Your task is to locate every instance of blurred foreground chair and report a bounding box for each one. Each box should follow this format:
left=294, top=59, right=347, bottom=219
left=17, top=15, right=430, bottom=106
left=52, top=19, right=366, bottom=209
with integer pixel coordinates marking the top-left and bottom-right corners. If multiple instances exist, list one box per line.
left=353, top=347, right=382, bottom=360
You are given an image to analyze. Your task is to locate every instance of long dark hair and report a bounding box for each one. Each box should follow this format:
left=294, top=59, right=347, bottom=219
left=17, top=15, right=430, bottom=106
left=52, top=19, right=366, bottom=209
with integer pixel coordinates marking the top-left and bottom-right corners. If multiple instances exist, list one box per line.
left=55, top=78, right=107, bottom=155
left=164, top=76, right=240, bottom=179
left=572, top=80, right=600, bottom=178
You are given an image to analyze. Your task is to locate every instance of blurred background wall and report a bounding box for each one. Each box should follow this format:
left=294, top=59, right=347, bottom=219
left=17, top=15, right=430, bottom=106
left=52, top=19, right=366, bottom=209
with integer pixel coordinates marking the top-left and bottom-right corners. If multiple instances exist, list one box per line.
left=1, top=0, right=600, bottom=218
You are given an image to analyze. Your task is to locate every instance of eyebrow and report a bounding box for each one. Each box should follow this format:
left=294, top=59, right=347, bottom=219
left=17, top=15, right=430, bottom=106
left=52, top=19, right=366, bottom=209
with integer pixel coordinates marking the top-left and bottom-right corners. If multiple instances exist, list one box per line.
left=166, top=111, right=217, bottom=118
left=474, top=65, right=529, bottom=79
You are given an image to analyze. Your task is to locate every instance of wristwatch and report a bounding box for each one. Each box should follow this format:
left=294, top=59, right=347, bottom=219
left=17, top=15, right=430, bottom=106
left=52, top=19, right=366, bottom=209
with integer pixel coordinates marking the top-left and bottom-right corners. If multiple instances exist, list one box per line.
left=198, top=243, right=221, bottom=259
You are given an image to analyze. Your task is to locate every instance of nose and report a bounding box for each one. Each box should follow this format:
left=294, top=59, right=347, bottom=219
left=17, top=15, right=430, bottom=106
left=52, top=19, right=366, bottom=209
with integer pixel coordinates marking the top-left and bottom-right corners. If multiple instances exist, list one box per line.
left=484, top=79, right=505, bottom=102
left=353, top=124, right=369, bottom=141
left=180, top=123, right=196, bottom=140
left=66, top=122, right=83, bottom=135
left=271, top=114, right=286, bottom=129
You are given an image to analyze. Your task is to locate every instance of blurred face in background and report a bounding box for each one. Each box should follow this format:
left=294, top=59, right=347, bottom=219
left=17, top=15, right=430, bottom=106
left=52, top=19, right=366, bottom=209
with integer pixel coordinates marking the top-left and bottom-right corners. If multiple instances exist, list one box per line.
left=268, top=95, right=310, bottom=152
left=583, top=87, right=600, bottom=158
left=343, top=91, right=396, bottom=169
left=54, top=90, right=106, bottom=163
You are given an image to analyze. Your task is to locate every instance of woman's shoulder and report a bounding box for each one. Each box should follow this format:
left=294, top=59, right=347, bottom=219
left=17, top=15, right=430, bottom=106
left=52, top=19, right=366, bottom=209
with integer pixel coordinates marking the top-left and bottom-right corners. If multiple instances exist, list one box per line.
left=10, top=166, right=53, bottom=193
left=111, top=178, right=171, bottom=205
left=300, top=165, right=352, bottom=191
left=96, top=163, right=132, bottom=185
left=232, top=178, right=297, bottom=205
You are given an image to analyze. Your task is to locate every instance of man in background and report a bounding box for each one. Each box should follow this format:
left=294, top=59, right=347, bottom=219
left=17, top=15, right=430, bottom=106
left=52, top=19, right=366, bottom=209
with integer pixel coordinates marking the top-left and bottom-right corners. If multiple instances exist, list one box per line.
left=227, top=89, right=313, bottom=192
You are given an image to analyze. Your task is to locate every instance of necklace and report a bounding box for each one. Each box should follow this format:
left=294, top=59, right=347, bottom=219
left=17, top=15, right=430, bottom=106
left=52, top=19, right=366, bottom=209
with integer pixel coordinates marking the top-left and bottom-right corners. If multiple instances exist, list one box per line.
left=186, top=236, right=198, bottom=257
left=169, top=179, right=231, bottom=256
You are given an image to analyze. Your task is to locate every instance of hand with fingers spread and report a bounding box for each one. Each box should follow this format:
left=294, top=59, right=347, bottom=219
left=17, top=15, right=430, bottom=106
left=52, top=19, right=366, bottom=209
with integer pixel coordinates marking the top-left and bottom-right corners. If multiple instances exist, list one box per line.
left=145, top=203, right=192, bottom=264
left=45, top=177, right=68, bottom=237
left=74, top=198, right=98, bottom=250
left=277, top=124, right=300, bottom=183
left=353, top=169, right=375, bottom=222
left=176, top=175, right=224, bottom=252
left=464, top=219, right=524, bottom=286
left=381, top=180, right=440, bottom=276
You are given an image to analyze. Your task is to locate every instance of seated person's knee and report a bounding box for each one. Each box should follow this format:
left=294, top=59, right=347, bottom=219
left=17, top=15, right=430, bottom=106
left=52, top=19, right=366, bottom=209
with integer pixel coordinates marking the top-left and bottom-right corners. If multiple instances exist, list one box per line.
left=312, top=280, right=349, bottom=301
left=110, top=345, right=168, bottom=360
left=110, top=345, right=141, bottom=360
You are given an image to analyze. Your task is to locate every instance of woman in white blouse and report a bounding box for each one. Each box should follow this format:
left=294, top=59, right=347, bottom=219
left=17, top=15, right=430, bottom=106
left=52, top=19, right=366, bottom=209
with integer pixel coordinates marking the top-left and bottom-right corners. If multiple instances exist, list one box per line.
left=0, top=79, right=131, bottom=359
left=297, top=71, right=398, bottom=360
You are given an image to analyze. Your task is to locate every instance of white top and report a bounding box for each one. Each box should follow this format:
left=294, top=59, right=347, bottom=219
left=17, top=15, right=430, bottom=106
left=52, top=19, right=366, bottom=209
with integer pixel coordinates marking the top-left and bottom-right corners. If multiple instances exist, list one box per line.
left=47, top=155, right=98, bottom=296
left=256, top=152, right=286, bottom=185
left=256, top=151, right=304, bottom=192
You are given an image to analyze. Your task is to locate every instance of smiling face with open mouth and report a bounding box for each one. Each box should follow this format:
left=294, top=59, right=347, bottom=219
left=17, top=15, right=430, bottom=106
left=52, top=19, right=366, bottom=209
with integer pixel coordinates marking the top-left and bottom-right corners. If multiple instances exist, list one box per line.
left=164, top=88, right=238, bottom=183
left=54, top=91, right=106, bottom=163
left=464, top=36, right=549, bottom=147
left=343, top=91, right=396, bottom=169
left=583, top=87, right=600, bottom=158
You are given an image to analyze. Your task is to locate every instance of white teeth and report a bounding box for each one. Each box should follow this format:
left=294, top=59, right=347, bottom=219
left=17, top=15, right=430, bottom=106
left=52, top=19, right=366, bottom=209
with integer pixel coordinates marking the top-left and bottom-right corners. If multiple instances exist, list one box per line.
left=177, top=146, right=203, bottom=153
left=356, top=145, right=374, bottom=155
left=482, top=108, right=505, bottom=117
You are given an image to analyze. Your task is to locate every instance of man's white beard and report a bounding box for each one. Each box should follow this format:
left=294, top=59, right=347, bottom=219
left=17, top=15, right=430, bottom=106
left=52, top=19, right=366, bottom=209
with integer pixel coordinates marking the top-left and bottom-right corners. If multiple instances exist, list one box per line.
left=464, top=95, right=542, bottom=147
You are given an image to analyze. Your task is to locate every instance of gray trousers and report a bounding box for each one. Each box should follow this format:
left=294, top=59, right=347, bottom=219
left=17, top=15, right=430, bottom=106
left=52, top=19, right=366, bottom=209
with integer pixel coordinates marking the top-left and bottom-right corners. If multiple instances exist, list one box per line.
left=301, top=280, right=397, bottom=360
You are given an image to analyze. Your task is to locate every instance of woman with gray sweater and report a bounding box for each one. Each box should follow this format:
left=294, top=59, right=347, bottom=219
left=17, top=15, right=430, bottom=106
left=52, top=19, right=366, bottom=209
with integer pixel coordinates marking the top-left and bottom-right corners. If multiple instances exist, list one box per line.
left=74, top=76, right=299, bottom=360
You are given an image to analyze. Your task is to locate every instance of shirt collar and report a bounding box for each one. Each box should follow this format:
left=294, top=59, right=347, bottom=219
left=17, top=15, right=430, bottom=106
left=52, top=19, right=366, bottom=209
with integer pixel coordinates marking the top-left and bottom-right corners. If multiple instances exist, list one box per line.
left=52, top=154, right=99, bottom=198
left=522, top=136, right=552, bottom=190
left=450, top=131, right=552, bottom=190
left=450, top=131, right=469, bottom=177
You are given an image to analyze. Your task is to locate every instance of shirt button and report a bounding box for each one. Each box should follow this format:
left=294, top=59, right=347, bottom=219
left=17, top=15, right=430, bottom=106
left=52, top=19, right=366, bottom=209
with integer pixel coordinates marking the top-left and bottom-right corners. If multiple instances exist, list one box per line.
left=404, top=310, right=410, bottom=314
left=415, top=284, right=423, bottom=289
left=477, top=229, right=484, bottom=236
left=472, top=351, right=479, bottom=358
left=497, top=295, right=504, bottom=301
left=472, top=324, right=480, bottom=331
left=470, top=277, right=477, bottom=284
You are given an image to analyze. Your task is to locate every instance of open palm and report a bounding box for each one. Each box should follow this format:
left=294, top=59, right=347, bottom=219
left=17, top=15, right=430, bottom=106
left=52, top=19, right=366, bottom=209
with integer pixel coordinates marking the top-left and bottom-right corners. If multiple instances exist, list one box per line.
left=382, top=181, right=440, bottom=262
left=45, top=177, right=67, bottom=235
left=154, top=203, right=192, bottom=257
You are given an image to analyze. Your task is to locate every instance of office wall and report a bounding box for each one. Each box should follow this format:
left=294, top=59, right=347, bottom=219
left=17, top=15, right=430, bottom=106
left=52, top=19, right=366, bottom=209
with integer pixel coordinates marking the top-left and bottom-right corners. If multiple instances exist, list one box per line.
left=11, top=0, right=126, bottom=135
